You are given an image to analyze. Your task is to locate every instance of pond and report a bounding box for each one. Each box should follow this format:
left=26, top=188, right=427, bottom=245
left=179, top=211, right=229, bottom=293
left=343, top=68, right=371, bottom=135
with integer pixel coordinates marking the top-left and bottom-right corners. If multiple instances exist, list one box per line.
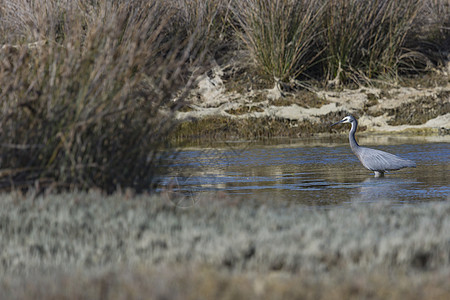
left=159, top=136, right=449, bottom=206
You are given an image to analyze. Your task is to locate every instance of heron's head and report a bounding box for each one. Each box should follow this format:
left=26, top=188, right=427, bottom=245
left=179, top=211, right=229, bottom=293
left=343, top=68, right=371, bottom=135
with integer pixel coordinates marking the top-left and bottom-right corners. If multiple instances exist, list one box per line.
left=331, top=115, right=356, bottom=126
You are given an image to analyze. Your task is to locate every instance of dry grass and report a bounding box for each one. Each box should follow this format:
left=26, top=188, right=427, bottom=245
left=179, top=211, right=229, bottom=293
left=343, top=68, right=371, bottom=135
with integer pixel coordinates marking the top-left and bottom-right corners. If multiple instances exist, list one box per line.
left=0, top=0, right=225, bottom=192
left=0, top=192, right=449, bottom=299
left=323, top=0, right=423, bottom=84
left=231, top=0, right=449, bottom=86
left=233, top=0, right=324, bottom=82
left=406, top=0, right=450, bottom=69
left=2, top=266, right=449, bottom=300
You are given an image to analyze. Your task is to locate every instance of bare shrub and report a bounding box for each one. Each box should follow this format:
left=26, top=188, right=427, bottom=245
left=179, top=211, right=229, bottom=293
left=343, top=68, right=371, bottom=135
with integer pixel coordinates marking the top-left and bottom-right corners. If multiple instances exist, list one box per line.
left=0, top=0, right=217, bottom=192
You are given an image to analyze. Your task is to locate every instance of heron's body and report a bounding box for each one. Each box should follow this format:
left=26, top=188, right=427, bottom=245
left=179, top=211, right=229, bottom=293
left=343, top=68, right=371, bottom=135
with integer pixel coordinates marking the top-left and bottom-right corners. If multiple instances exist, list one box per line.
left=332, top=116, right=416, bottom=177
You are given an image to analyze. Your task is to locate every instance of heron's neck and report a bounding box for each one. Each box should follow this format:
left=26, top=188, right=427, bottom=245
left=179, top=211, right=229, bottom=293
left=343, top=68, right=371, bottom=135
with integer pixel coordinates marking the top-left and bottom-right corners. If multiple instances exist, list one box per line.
left=349, top=121, right=359, bottom=151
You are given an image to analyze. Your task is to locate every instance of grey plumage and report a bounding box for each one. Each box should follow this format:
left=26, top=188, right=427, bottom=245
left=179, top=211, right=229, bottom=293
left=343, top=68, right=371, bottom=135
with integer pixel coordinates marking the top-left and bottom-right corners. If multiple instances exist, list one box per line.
left=331, top=115, right=416, bottom=177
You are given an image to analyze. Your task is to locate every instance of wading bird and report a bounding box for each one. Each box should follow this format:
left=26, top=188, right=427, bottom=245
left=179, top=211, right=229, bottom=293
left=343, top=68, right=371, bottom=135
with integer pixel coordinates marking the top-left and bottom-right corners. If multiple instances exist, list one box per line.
left=331, top=115, right=416, bottom=177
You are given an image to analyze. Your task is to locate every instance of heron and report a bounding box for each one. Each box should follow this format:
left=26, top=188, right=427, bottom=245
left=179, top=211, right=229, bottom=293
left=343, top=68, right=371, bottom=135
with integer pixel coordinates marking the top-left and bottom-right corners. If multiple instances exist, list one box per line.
left=331, top=115, right=416, bottom=177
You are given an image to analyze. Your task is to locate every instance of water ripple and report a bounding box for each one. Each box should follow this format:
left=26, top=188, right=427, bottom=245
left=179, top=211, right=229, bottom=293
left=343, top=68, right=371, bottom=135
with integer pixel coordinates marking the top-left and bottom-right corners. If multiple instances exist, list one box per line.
left=159, top=142, right=449, bottom=205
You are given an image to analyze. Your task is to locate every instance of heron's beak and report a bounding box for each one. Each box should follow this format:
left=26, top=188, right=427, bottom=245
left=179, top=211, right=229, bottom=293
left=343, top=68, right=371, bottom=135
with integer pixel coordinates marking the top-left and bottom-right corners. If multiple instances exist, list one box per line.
left=331, top=120, right=343, bottom=127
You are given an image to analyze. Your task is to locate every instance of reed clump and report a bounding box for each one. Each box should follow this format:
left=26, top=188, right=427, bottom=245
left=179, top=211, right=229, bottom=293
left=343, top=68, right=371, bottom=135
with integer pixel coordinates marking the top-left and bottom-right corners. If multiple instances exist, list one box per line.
left=323, top=0, right=422, bottom=83
left=234, top=0, right=448, bottom=85
left=0, top=0, right=225, bottom=192
left=233, top=0, right=324, bottom=82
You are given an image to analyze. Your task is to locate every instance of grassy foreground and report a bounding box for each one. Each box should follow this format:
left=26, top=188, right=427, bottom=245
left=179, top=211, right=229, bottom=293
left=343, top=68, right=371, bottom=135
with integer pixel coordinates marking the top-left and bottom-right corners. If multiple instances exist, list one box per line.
left=0, top=192, right=449, bottom=299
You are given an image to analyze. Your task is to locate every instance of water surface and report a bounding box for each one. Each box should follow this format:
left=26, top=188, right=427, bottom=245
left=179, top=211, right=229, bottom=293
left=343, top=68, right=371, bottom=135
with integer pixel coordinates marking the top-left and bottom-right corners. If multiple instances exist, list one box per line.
left=159, top=136, right=449, bottom=206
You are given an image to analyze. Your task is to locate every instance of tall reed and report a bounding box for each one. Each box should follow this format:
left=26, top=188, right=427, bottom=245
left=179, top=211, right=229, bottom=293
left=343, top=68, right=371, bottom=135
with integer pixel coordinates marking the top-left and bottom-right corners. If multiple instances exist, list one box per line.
left=233, top=0, right=324, bottom=83
left=323, top=0, right=422, bottom=83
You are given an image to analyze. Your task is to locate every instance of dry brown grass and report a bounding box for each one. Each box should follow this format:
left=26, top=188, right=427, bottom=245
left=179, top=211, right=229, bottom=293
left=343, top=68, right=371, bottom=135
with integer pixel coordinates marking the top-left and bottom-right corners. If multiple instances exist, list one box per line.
left=2, top=266, right=449, bottom=300
left=323, top=0, right=423, bottom=84
left=0, top=0, right=227, bottom=192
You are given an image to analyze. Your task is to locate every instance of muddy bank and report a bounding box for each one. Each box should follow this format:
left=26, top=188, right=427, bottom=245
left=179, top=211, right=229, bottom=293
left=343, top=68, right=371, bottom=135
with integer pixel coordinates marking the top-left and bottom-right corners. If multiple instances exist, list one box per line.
left=0, top=192, right=449, bottom=298
left=171, top=68, right=450, bottom=141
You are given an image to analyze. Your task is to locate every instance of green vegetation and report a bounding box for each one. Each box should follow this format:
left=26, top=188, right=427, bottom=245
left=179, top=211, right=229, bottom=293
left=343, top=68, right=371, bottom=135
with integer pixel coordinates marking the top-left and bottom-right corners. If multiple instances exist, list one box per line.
left=0, top=0, right=448, bottom=192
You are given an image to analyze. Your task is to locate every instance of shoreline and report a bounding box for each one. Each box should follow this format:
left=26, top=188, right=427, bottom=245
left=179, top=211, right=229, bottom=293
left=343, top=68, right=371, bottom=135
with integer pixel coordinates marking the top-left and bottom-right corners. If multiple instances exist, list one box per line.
left=168, top=133, right=450, bottom=151
left=170, top=69, right=450, bottom=142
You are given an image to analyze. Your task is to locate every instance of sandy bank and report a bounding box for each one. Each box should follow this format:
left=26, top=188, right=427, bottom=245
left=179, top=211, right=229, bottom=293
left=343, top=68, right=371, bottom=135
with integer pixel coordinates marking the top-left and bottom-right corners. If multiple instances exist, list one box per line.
left=173, top=67, right=450, bottom=139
